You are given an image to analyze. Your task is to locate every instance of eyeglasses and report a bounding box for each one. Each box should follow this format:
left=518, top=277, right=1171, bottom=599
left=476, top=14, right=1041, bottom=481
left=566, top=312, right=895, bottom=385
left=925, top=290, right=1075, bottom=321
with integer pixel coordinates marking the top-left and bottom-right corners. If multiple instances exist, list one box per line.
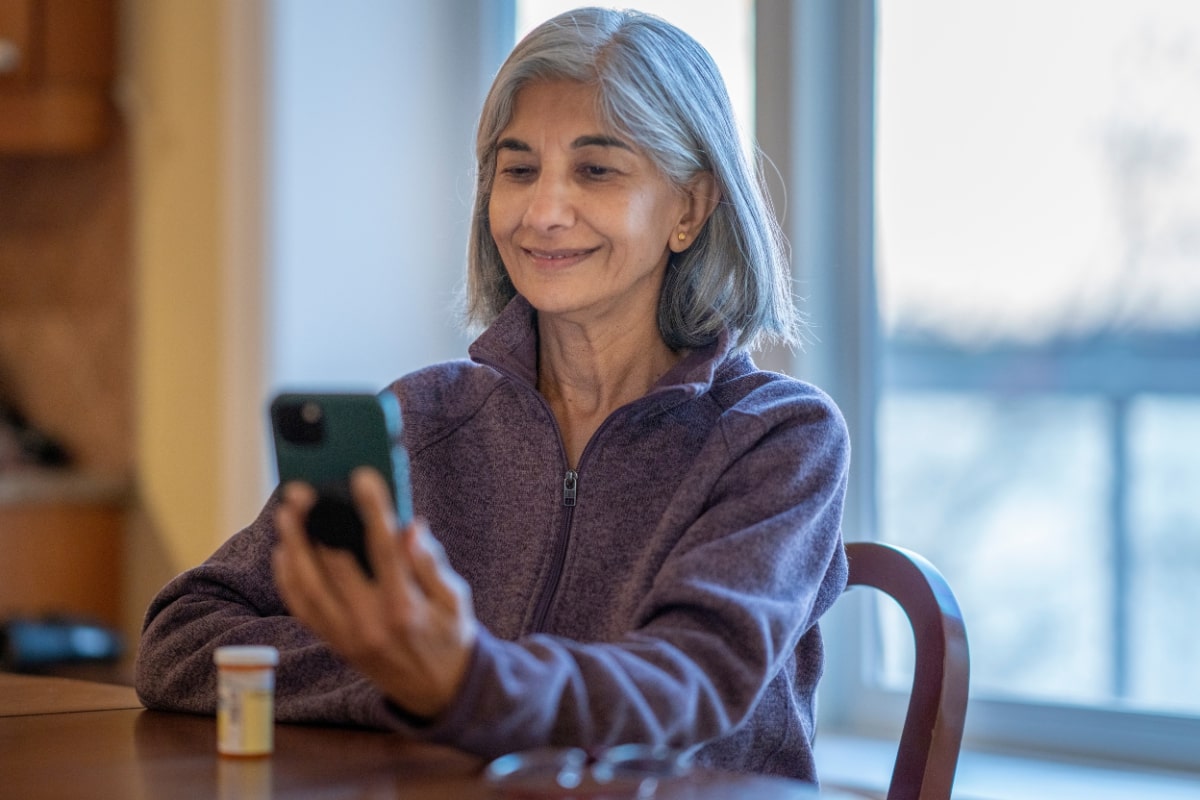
left=483, top=744, right=693, bottom=799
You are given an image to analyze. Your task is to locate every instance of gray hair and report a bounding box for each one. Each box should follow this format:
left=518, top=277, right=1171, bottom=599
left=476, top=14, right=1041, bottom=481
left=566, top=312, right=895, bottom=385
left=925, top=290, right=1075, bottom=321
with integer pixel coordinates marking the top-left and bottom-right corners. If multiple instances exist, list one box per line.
left=466, top=6, right=801, bottom=352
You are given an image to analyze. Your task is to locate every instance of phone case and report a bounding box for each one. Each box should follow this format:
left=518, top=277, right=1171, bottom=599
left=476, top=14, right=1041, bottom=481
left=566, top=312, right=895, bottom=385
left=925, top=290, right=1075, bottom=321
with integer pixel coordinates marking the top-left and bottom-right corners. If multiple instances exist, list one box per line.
left=269, top=391, right=413, bottom=576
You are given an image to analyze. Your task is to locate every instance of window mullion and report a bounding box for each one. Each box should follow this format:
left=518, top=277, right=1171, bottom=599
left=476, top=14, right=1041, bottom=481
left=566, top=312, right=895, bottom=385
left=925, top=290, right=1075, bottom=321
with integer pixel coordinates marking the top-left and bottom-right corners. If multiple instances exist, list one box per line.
left=756, top=0, right=878, bottom=730
left=1110, top=394, right=1131, bottom=700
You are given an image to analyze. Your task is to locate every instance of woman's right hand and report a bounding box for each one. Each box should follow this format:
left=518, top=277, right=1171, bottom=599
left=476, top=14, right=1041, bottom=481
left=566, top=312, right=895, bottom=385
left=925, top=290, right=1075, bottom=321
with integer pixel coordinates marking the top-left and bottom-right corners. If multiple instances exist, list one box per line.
left=272, top=467, right=478, bottom=719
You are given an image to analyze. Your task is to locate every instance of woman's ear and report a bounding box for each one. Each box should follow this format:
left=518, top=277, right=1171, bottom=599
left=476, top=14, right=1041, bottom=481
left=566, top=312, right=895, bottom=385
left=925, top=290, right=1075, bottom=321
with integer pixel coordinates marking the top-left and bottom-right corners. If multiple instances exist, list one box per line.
left=671, top=172, right=722, bottom=252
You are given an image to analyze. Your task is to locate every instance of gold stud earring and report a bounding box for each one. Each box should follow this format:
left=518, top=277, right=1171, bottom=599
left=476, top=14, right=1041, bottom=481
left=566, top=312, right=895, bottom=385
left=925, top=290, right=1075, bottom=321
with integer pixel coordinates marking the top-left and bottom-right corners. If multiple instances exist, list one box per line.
left=677, top=232, right=687, bottom=242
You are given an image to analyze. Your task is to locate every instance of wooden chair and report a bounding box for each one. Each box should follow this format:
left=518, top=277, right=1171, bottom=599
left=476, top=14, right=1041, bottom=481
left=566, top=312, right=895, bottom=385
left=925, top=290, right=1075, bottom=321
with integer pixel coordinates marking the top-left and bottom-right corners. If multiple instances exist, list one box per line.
left=841, top=541, right=970, bottom=800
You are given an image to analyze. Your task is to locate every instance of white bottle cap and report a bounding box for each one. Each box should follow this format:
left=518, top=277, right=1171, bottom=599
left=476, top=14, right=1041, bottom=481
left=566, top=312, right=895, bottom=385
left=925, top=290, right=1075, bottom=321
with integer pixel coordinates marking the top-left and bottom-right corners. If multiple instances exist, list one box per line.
left=214, top=645, right=279, bottom=667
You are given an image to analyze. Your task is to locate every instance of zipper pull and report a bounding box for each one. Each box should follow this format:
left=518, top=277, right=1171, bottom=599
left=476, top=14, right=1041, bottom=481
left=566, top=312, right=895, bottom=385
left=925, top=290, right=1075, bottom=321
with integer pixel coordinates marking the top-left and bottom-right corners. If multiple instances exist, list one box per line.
left=563, top=470, right=578, bottom=507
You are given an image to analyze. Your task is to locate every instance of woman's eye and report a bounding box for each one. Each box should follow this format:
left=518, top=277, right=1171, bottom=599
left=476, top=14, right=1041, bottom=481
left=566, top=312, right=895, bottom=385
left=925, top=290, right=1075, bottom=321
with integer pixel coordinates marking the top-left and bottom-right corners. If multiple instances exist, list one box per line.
left=500, top=164, right=536, bottom=180
left=579, top=164, right=614, bottom=180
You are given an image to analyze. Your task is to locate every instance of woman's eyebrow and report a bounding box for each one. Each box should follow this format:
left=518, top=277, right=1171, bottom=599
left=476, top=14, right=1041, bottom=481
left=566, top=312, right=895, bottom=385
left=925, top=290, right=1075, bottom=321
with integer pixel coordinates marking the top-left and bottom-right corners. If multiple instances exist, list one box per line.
left=494, top=134, right=632, bottom=153
left=496, top=137, right=530, bottom=153
left=572, top=134, right=632, bottom=151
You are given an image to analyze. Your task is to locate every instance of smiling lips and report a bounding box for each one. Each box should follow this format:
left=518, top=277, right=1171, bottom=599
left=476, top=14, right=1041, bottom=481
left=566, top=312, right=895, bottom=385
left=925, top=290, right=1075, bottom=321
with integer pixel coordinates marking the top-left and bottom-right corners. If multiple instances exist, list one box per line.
left=524, top=247, right=598, bottom=267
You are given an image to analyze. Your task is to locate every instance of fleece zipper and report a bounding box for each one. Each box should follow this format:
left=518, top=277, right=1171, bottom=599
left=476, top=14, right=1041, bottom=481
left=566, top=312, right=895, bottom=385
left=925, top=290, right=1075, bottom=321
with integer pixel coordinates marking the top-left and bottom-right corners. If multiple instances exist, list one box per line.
left=474, top=353, right=660, bottom=634
left=530, top=469, right=578, bottom=632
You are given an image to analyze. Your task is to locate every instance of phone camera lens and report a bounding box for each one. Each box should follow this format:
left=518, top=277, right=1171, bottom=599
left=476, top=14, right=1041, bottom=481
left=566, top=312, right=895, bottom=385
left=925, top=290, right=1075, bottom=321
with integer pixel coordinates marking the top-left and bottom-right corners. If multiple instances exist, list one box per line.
left=301, top=401, right=323, bottom=425
left=277, top=400, right=325, bottom=445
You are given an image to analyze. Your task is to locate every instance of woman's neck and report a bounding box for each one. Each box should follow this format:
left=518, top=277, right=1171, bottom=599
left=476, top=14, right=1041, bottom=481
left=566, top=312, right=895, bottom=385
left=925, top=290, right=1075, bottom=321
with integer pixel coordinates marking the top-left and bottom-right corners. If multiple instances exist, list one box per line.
left=536, top=314, right=683, bottom=466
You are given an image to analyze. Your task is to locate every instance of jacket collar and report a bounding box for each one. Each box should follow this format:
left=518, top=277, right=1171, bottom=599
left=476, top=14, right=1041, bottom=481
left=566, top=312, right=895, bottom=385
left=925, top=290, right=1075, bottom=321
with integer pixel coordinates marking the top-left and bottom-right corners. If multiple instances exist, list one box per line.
left=468, top=295, right=747, bottom=410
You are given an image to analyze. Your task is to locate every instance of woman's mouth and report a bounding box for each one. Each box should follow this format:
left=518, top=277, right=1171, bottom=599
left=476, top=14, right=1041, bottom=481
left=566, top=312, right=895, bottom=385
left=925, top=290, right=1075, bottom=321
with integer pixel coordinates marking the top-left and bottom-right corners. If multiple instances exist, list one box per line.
left=524, top=247, right=597, bottom=267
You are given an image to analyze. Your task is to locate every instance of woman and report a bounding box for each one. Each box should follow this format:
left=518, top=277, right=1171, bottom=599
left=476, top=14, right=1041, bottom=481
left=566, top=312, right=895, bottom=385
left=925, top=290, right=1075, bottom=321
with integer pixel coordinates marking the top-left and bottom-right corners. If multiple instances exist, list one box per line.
left=135, top=7, right=849, bottom=783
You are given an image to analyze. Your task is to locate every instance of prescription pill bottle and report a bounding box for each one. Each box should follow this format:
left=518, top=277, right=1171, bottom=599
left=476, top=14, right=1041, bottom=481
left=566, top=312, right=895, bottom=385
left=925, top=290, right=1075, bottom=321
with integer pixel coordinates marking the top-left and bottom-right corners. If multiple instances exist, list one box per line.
left=214, top=645, right=279, bottom=757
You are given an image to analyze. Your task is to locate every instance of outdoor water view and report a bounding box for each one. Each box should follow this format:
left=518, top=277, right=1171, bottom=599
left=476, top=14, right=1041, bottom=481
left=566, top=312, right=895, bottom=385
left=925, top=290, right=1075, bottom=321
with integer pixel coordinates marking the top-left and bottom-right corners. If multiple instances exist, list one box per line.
left=876, top=0, right=1200, bottom=714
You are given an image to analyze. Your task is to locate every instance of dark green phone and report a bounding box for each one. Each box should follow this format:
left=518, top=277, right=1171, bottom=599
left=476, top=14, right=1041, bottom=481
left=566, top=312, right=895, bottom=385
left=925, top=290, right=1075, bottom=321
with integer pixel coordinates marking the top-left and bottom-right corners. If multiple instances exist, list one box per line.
left=269, top=391, right=413, bottom=577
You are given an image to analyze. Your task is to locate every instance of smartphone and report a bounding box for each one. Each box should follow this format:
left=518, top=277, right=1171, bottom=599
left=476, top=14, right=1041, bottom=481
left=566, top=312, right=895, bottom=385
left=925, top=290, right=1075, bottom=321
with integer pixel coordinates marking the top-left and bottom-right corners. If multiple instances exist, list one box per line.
left=269, top=391, right=414, bottom=577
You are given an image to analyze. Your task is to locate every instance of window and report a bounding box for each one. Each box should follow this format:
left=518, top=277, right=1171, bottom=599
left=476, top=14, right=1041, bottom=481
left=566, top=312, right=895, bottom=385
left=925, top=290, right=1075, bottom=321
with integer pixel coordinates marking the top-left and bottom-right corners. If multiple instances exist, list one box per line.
left=876, top=0, right=1200, bottom=722
left=754, top=0, right=1200, bottom=772
left=749, top=0, right=1196, bottom=771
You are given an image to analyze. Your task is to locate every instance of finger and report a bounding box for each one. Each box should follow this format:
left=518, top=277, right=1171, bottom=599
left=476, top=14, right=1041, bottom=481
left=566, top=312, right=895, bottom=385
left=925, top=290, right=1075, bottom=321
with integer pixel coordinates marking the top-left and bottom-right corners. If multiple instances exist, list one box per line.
left=406, top=521, right=469, bottom=612
left=272, top=544, right=321, bottom=626
left=275, top=482, right=316, bottom=546
left=310, top=545, right=373, bottom=619
left=274, top=482, right=328, bottom=578
left=278, top=549, right=358, bottom=644
left=273, top=534, right=327, bottom=623
left=350, top=467, right=411, bottom=591
left=273, top=488, right=356, bottom=634
left=281, top=481, right=318, bottom=514
left=274, top=482, right=322, bottom=586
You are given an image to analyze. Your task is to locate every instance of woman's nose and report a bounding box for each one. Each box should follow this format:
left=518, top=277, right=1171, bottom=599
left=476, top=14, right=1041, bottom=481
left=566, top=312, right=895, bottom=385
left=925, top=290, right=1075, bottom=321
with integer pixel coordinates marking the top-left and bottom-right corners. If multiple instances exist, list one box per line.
left=522, top=175, right=575, bottom=232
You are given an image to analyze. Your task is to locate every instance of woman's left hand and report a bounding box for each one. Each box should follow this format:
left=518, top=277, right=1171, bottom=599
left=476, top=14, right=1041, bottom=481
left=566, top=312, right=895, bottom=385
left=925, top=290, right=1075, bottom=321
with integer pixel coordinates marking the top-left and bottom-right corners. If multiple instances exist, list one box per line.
left=272, top=467, right=478, bottom=719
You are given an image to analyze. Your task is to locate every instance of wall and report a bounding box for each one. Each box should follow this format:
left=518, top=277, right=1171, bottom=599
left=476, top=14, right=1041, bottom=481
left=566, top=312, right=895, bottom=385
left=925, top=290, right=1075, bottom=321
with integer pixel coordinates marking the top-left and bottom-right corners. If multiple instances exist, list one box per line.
left=122, top=0, right=232, bottom=640
left=121, top=0, right=506, bottom=646
left=269, top=1, right=482, bottom=392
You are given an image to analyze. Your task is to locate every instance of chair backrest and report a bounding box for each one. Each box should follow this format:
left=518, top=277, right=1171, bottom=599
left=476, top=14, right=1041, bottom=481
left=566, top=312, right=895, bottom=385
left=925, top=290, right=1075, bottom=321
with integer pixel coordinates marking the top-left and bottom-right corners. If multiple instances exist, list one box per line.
left=844, top=541, right=970, bottom=800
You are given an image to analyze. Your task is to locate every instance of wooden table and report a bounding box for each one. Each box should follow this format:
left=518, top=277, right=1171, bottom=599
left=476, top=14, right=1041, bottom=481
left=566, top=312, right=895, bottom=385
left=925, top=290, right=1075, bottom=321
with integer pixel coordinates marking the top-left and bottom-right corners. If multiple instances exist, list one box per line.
left=0, top=673, right=837, bottom=798
left=0, top=672, right=140, bottom=716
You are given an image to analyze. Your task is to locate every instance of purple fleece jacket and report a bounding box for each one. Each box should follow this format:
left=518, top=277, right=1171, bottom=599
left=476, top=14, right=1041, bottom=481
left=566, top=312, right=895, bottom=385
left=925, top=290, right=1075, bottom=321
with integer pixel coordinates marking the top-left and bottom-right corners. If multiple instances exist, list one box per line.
left=135, top=295, right=849, bottom=782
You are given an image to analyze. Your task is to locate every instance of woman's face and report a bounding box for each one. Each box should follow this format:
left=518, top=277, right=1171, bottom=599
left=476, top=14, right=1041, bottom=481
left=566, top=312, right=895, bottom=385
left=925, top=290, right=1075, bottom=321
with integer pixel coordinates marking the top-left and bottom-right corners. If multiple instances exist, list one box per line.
left=489, top=80, right=693, bottom=331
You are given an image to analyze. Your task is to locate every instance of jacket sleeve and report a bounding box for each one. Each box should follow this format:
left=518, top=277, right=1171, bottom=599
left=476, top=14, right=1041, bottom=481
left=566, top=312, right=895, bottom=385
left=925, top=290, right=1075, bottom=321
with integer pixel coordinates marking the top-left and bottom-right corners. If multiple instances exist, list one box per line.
left=134, top=495, right=383, bottom=726
left=363, top=383, right=850, bottom=762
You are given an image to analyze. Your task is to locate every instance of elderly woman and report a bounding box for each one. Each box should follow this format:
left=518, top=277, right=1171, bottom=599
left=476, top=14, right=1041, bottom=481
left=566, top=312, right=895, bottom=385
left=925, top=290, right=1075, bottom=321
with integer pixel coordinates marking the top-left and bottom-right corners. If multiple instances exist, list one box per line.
left=135, top=6, right=849, bottom=784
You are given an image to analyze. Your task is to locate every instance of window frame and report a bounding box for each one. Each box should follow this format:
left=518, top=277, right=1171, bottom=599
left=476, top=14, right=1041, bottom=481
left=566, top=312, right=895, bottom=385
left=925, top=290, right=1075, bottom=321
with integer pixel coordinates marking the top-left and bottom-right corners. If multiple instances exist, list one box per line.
left=756, top=0, right=1200, bottom=772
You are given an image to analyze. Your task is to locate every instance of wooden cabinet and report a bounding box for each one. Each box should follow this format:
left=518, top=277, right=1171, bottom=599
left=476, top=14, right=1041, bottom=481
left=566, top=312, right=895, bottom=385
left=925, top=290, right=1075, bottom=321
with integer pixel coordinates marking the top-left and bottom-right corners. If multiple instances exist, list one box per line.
left=0, top=0, right=117, bottom=153
left=0, top=481, right=124, bottom=628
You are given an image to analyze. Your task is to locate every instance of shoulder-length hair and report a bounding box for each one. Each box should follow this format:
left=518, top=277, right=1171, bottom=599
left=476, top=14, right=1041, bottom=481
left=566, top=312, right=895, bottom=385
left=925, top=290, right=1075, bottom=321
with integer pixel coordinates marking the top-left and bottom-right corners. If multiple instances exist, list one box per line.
left=466, top=6, right=801, bottom=352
